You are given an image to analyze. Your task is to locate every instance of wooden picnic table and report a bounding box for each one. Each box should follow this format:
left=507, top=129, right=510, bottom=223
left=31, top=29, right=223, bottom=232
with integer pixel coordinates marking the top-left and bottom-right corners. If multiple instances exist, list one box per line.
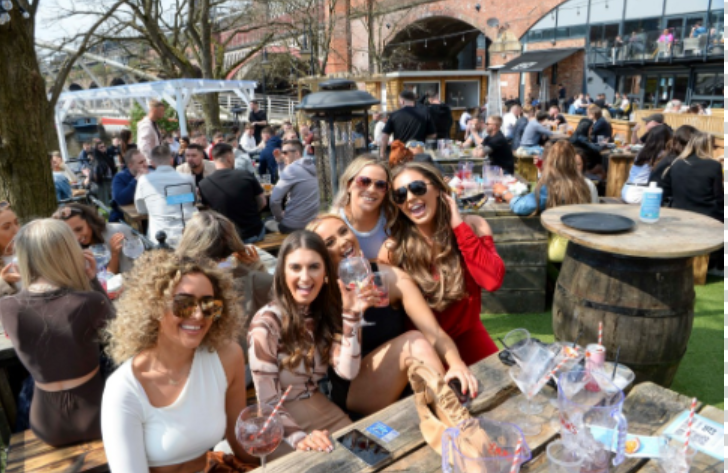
left=256, top=351, right=719, bottom=473
left=118, top=204, right=147, bottom=234
left=604, top=151, right=636, bottom=198
left=542, top=204, right=724, bottom=387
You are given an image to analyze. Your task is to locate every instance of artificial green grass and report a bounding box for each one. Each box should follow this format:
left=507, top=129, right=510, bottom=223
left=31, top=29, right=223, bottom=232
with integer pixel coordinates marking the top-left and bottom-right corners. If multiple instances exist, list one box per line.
left=481, top=275, right=724, bottom=409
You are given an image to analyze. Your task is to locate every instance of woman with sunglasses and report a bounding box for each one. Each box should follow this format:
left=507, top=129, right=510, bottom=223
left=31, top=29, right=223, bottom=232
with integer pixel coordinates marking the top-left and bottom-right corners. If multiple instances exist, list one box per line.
left=0, top=201, right=21, bottom=296
left=176, top=211, right=271, bottom=339
left=331, top=156, right=397, bottom=260
left=52, top=203, right=134, bottom=274
left=0, top=219, right=112, bottom=447
left=102, top=251, right=255, bottom=472
left=248, top=231, right=378, bottom=456
left=379, top=162, right=505, bottom=365
left=307, top=214, right=478, bottom=416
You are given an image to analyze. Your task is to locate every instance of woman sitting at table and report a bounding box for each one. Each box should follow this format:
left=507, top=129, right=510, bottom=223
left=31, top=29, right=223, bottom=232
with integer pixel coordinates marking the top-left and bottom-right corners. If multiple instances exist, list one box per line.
left=307, top=214, right=478, bottom=417
left=621, top=124, right=673, bottom=204
left=649, top=125, right=699, bottom=191
left=176, top=211, right=272, bottom=332
left=102, top=251, right=254, bottom=471
left=570, top=118, right=605, bottom=180
left=0, top=219, right=113, bottom=447
left=52, top=203, right=134, bottom=274
left=494, top=141, right=593, bottom=263
left=0, top=202, right=21, bottom=296
left=662, top=133, right=723, bottom=222
left=573, top=150, right=600, bottom=203
left=248, top=231, right=378, bottom=456
left=330, top=156, right=397, bottom=260
left=379, top=162, right=505, bottom=365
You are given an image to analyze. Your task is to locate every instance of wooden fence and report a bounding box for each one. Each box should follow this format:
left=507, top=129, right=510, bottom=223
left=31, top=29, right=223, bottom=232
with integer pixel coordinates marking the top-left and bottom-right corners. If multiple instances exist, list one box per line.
left=633, top=109, right=724, bottom=136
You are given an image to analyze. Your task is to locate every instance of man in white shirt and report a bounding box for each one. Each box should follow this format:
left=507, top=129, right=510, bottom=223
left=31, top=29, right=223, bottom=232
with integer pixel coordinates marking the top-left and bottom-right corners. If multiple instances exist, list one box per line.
left=502, top=104, right=521, bottom=140
left=239, top=123, right=262, bottom=158
left=572, top=94, right=587, bottom=115
left=458, top=108, right=473, bottom=132
left=134, top=145, right=197, bottom=244
left=137, top=99, right=165, bottom=165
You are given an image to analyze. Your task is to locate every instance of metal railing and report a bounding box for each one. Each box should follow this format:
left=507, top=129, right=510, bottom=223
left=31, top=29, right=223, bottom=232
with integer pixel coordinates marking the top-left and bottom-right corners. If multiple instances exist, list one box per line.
left=68, top=93, right=300, bottom=124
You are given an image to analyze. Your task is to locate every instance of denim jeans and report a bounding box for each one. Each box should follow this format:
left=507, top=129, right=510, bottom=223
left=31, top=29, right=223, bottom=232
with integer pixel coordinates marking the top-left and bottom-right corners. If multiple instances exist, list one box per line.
left=243, top=225, right=266, bottom=244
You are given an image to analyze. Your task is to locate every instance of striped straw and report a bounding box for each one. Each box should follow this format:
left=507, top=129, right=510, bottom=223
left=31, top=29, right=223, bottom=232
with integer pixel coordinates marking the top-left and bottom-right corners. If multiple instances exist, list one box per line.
left=684, top=397, right=697, bottom=455
left=509, top=439, right=523, bottom=473
left=598, top=322, right=603, bottom=347
left=529, top=356, right=571, bottom=398
left=259, top=386, right=293, bottom=437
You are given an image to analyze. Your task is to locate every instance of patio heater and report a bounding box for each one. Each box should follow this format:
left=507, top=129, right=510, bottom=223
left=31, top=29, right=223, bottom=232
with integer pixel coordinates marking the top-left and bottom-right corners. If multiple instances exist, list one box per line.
left=296, top=79, right=378, bottom=203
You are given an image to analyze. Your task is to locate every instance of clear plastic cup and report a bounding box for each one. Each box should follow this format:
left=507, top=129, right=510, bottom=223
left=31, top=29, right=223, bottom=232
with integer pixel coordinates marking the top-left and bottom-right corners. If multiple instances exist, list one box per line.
left=547, top=441, right=584, bottom=473
left=658, top=436, right=697, bottom=473
left=601, top=362, right=636, bottom=391
left=503, top=329, right=533, bottom=365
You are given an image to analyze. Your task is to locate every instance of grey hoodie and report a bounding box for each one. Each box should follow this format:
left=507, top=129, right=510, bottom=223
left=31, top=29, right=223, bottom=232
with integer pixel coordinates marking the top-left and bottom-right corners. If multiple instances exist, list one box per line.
left=270, top=157, right=319, bottom=230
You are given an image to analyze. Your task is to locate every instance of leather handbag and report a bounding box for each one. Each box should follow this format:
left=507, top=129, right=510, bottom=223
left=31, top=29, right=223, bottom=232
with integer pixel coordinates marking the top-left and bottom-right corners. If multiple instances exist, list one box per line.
left=407, top=359, right=472, bottom=455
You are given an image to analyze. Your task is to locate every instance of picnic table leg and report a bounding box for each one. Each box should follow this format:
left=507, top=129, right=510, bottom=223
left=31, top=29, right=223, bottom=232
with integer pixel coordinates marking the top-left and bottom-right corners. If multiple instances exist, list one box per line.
left=0, top=367, right=16, bottom=430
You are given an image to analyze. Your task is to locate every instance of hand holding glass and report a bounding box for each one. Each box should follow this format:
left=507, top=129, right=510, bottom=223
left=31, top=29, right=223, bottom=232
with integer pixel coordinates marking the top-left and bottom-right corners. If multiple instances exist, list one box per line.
left=236, top=404, right=284, bottom=472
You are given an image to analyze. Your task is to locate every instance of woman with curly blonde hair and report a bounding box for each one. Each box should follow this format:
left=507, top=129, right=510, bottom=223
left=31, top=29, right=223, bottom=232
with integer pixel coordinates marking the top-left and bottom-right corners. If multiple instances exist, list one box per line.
left=330, top=156, right=397, bottom=259
left=101, top=251, right=255, bottom=471
left=379, top=162, right=505, bottom=365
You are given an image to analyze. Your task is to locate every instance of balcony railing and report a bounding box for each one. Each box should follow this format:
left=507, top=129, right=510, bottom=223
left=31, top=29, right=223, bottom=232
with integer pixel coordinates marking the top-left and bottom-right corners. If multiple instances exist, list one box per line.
left=588, top=29, right=723, bottom=65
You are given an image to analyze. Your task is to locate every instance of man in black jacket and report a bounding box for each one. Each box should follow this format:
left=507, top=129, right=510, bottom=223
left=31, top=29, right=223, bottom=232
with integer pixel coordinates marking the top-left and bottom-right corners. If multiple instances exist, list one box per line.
left=425, top=89, right=453, bottom=139
left=588, top=105, right=612, bottom=144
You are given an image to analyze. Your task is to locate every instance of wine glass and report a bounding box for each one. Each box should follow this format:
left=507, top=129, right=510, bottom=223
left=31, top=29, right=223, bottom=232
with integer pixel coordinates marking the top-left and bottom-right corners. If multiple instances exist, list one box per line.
left=89, top=244, right=111, bottom=272
left=236, top=404, right=284, bottom=472
left=338, top=257, right=375, bottom=326
left=122, top=236, right=144, bottom=260
left=509, top=365, right=545, bottom=437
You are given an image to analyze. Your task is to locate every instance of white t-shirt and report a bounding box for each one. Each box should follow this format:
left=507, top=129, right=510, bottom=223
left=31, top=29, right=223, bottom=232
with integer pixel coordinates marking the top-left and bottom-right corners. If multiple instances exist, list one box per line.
left=102, top=348, right=228, bottom=471
left=503, top=113, right=518, bottom=139
left=459, top=112, right=472, bottom=131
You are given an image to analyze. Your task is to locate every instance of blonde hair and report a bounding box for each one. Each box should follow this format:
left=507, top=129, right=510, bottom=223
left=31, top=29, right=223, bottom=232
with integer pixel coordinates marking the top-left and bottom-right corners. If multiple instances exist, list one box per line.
left=15, top=219, right=91, bottom=291
left=305, top=213, right=347, bottom=234
left=331, top=156, right=397, bottom=229
left=104, top=251, right=242, bottom=365
left=677, top=133, right=713, bottom=160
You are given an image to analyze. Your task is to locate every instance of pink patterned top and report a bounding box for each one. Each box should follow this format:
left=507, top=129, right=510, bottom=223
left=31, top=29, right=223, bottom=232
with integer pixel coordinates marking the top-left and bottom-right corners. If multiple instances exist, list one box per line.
left=247, top=302, right=362, bottom=448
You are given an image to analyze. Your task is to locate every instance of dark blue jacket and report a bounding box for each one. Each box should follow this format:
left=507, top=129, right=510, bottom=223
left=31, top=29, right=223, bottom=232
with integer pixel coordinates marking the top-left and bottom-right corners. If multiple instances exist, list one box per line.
left=258, top=136, right=281, bottom=183
left=110, top=168, right=137, bottom=222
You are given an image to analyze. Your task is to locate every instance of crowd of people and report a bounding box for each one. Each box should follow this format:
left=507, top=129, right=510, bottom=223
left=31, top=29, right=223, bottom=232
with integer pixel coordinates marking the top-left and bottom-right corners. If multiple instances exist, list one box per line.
left=15, top=88, right=723, bottom=471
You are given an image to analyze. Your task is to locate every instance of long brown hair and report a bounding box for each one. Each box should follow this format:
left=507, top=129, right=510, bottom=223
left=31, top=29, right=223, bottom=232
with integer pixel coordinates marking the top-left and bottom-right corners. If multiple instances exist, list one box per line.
left=120, top=129, right=133, bottom=156
left=52, top=203, right=107, bottom=246
left=387, top=162, right=466, bottom=312
left=273, top=231, right=343, bottom=372
left=534, top=141, right=592, bottom=212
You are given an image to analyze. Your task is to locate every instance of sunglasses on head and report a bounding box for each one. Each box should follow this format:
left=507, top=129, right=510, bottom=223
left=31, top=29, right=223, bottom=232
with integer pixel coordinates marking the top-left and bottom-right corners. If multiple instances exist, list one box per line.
left=52, top=206, right=82, bottom=220
left=172, top=294, right=224, bottom=320
left=354, top=175, right=388, bottom=191
left=0, top=201, right=10, bottom=212
left=392, top=180, right=432, bottom=205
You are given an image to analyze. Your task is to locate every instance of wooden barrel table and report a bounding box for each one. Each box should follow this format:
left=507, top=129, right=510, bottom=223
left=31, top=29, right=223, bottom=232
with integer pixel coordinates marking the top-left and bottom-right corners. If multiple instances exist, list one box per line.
left=541, top=204, right=723, bottom=387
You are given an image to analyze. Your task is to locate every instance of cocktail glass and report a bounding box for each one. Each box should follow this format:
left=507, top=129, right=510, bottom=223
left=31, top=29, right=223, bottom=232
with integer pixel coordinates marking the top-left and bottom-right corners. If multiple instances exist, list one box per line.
left=122, top=236, right=144, bottom=260
left=338, top=257, right=374, bottom=326
left=657, top=436, right=697, bottom=473
left=236, top=404, right=284, bottom=472
left=90, top=244, right=111, bottom=272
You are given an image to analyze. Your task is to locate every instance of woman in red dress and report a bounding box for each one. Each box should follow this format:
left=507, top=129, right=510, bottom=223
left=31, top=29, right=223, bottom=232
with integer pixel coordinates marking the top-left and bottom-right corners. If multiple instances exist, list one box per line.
left=379, top=162, right=505, bottom=365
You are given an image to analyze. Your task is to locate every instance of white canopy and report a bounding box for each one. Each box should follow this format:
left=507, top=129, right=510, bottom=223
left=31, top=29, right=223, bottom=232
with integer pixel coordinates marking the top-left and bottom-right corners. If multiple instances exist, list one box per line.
left=54, top=79, right=257, bottom=162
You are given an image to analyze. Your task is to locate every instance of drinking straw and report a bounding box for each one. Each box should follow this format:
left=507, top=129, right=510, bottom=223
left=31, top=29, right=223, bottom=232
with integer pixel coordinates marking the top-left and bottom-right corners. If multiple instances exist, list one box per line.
left=259, top=386, right=293, bottom=437
left=598, top=322, right=603, bottom=347
left=509, top=439, right=523, bottom=473
left=684, top=397, right=697, bottom=456
left=530, top=355, right=573, bottom=397
left=498, top=337, right=510, bottom=350
left=611, top=347, right=621, bottom=380
left=573, top=330, right=583, bottom=348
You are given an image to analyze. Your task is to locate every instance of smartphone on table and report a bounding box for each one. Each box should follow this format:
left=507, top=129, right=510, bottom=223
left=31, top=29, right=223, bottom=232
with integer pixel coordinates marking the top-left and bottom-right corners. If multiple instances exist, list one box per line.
left=337, top=429, right=392, bottom=468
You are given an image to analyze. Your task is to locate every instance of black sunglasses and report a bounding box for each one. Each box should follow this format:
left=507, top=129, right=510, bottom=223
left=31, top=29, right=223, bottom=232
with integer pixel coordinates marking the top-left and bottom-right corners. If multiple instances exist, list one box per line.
left=392, top=180, right=432, bottom=205
left=172, top=294, right=224, bottom=320
left=354, top=175, right=388, bottom=191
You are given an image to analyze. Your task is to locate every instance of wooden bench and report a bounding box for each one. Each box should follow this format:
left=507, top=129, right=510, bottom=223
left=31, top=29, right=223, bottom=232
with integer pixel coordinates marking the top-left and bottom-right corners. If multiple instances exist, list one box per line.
left=254, top=232, right=287, bottom=254
left=6, top=430, right=108, bottom=472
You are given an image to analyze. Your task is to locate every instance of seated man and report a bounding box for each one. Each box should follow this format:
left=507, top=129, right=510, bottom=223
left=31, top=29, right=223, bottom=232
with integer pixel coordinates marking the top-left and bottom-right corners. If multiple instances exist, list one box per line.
left=588, top=105, right=613, bottom=144
left=519, top=111, right=554, bottom=153
left=200, top=143, right=266, bottom=243
left=462, top=117, right=487, bottom=153
left=239, top=123, right=262, bottom=158
left=482, top=116, right=515, bottom=175
left=110, top=149, right=148, bottom=222
left=265, top=140, right=319, bottom=234
left=134, top=145, right=197, bottom=244
left=258, top=127, right=281, bottom=183
left=52, top=172, right=72, bottom=202
left=547, top=106, right=567, bottom=130
left=176, top=143, right=216, bottom=188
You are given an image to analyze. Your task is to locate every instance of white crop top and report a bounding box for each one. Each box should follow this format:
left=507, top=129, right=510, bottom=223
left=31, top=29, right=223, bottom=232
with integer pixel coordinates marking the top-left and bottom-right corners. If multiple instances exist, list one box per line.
left=101, top=348, right=228, bottom=471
